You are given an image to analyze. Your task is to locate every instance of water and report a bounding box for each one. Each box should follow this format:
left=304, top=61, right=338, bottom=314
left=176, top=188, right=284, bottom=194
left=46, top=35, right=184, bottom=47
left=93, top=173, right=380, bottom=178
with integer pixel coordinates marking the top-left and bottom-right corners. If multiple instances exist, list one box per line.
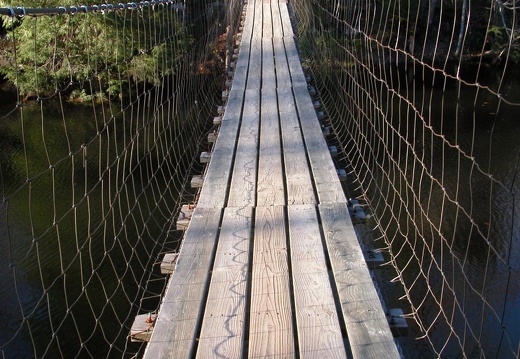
left=1, top=55, right=519, bottom=359
left=0, top=93, right=193, bottom=358
left=376, top=64, right=520, bottom=358
left=313, top=61, right=520, bottom=357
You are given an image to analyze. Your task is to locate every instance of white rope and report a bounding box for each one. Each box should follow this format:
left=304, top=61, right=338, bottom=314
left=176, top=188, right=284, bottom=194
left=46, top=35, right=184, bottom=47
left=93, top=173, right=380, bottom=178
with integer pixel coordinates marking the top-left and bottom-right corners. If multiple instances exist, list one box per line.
left=0, top=1, right=243, bottom=357
left=291, top=0, right=520, bottom=357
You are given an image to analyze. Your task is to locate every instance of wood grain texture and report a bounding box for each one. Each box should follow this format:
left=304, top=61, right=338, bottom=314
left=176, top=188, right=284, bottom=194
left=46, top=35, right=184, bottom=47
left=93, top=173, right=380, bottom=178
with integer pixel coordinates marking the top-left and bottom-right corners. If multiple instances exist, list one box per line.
left=278, top=89, right=316, bottom=205
left=257, top=28, right=285, bottom=207
left=145, top=2, right=401, bottom=358
left=230, top=0, right=254, bottom=93
left=278, top=1, right=293, bottom=38
left=143, top=208, right=222, bottom=358
left=319, top=203, right=400, bottom=358
left=271, top=0, right=283, bottom=38
left=273, top=37, right=292, bottom=89
left=263, top=0, right=273, bottom=39
left=282, top=35, right=307, bottom=88
left=257, top=88, right=285, bottom=206
left=247, top=38, right=262, bottom=90
left=262, top=38, right=276, bottom=90
left=227, top=89, right=260, bottom=207
left=288, top=204, right=347, bottom=358
left=196, top=207, right=252, bottom=359
left=252, top=0, right=263, bottom=42
left=292, top=85, right=348, bottom=204
left=197, top=109, right=241, bottom=208
left=249, top=205, right=295, bottom=358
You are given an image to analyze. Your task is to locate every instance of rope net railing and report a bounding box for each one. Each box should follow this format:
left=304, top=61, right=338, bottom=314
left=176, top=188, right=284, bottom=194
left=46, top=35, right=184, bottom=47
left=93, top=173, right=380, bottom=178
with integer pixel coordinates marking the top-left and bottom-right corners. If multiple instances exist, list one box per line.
left=0, top=0, right=243, bottom=357
left=291, top=0, right=520, bottom=357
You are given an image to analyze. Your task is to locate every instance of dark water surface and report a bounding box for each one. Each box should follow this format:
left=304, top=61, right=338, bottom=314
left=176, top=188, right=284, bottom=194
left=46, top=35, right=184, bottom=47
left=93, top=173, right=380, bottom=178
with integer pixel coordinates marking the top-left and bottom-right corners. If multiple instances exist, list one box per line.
left=375, top=64, right=520, bottom=358
left=0, top=96, right=187, bottom=358
left=1, top=61, right=519, bottom=357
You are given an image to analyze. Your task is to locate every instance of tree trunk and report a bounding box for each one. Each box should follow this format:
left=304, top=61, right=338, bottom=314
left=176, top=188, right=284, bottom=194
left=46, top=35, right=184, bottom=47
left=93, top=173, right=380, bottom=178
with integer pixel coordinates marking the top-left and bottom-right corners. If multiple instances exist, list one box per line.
left=455, top=0, right=468, bottom=57
left=428, top=0, right=440, bottom=26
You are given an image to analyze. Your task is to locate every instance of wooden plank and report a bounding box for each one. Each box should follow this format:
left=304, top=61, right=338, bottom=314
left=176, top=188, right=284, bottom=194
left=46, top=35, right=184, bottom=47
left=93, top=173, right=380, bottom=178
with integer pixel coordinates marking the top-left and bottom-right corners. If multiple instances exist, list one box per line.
left=278, top=1, right=293, bottom=38
left=288, top=205, right=347, bottom=358
left=223, top=85, right=246, bottom=122
left=262, top=38, right=276, bottom=90
left=257, top=4, right=284, bottom=207
left=283, top=35, right=307, bottom=88
left=277, top=4, right=307, bottom=88
left=277, top=88, right=316, bottom=205
left=251, top=0, right=263, bottom=41
left=143, top=208, right=222, bottom=359
left=292, top=85, right=348, bottom=204
left=249, top=205, right=295, bottom=358
left=319, top=203, right=401, bottom=358
left=130, top=314, right=155, bottom=342
left=247, top=24, right=262, bottom=90
left=271, top=0, right=283, bottom=38
left=200, top=151, right=211, bottom=164
left=191, top=175, right=204, bottom=188
left=227, top=89, right=260, bottom=207
left=241, top=5, right=254, bottom=45
left=231, top=1, right=254, bottom=93
left=196, top=207, right=252, bottom=358
left=197, top=91, right=244, bottom=208
left=176, top=204, right=195, bottom=230
left=208, top=130, right=218, bottom=143
left=263, top=0, right=273, bottom=39
left=271, top=1, right=292, bottom=89
left=257, top=88, right=285, bottom=206
left=273, top=37, right=292, bottom=91
left=160, top=252, right=179, bottom=275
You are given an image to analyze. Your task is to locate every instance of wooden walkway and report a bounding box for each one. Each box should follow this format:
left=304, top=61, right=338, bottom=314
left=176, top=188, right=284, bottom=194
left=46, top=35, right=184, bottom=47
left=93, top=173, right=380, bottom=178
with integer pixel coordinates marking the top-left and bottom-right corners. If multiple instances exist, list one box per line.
left=143, top=0, right=400, bottom=357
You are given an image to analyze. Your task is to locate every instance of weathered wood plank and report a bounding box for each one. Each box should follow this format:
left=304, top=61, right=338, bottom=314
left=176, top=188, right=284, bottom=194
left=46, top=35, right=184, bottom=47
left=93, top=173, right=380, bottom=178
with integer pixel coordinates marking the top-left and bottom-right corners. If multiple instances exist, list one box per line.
left=257, top=88, right=285, bottom=206
left=273, top=37, right=292, bottom=89
left=227, top=89, right=260, bottom=207
left=283, top=35, right=307, bottom=88
left=278, top=0, right=293, bottom=38
left=278, top=3, right=306, bottom=88
left=263, top=0, right=273, bottom=39
left=160, top=252, right=179, bottom=275
left=292, top=85, right=348, bottom=204
left=197, top=109, right=241, bottom=208
left=231, top=0, right=255, bottom=93
left=247, top=38, right=262, bottom=91
left=319, top=203, right=400, bottom=358
left=249, top=205, right=295, bottom=358
left=242, top=0, right=255, bottom=41
left=143, top=208, right=222, bottom=358
left=256, top=15, right=285, bottom=206
left=278, top=88, right=316, bottom=205
left=130, top=314, right=155, bottom=342
left=288, top=204, right=347, bottom=358
left=271, top=0, right=283, bottom=38
left=252, top=0, right=263, bottom=42
left=271, top=2, right=292, bottom=88
left=196, top=207, right=252, bottom=358
left=262, top=38, right=276, bottom=90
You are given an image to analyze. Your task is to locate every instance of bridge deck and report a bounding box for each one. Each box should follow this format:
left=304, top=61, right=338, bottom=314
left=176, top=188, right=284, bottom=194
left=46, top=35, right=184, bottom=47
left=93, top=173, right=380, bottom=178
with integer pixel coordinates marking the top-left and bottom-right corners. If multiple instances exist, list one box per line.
left=143, top=0, right=400, bottom=358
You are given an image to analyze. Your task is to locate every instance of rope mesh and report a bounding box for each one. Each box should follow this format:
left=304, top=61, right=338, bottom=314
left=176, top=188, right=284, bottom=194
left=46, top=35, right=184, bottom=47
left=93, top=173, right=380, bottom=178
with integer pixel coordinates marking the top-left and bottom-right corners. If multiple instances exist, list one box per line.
left=291, top=0, right=520, bottom=357
left=0, top=1, right=243, bottom=357
left=2, top=0, right=520, bottom=357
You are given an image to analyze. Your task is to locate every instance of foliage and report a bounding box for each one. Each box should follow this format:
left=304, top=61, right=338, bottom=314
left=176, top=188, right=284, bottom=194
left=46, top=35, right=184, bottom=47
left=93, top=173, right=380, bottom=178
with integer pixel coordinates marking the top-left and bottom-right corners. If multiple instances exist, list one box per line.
left=0, top=0, right=191, bottom=97
left=487, top=25, right=520, bottom=63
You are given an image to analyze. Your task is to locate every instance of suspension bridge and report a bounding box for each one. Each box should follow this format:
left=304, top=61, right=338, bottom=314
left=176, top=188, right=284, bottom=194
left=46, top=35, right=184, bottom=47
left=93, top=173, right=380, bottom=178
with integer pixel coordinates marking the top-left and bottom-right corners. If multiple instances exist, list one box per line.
left=1, top=0, right=519, bottom=358
left=140, top=0, right=400, bottom=357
